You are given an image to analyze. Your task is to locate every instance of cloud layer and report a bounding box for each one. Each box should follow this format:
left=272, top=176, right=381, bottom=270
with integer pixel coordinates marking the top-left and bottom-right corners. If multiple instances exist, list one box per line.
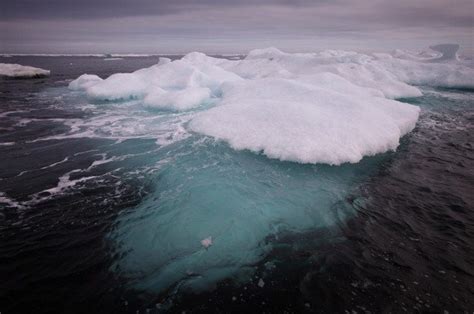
left=1, top=0, right=473, bottom=53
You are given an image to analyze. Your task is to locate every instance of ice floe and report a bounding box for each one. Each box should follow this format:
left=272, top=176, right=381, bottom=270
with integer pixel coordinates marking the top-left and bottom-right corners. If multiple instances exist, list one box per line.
left=0, top=63, right=50, bottom=78
left=69, top=44, right=474, bottom=165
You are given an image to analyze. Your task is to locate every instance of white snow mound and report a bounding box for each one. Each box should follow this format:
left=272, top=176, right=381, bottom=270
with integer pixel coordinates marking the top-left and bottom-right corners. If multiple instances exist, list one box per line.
left=0, top=63, right=50, bottom=78
left=70, top=45, right=474, bottom=164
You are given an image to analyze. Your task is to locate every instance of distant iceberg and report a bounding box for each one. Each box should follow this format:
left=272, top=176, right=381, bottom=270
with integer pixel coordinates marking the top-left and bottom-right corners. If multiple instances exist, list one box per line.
left=0, top=63, right=50, bottom=78
left=69, top=44, right=473, bottom=165
left=103, top=57, right=124, bottom=61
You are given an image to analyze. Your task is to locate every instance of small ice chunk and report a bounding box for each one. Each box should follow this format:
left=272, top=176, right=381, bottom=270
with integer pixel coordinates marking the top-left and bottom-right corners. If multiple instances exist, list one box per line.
left=258, top=278, right=265, bottom=288
left=201, top=236, right=212, bottom=248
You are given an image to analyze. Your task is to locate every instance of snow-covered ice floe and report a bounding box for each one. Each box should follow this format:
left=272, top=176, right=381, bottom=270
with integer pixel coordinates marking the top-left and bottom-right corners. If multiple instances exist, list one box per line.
left=69, top=44, right=473, bottom=165
left=0, top=63, right=50, bottom=78
left=75, top=45, right=473, bottom=294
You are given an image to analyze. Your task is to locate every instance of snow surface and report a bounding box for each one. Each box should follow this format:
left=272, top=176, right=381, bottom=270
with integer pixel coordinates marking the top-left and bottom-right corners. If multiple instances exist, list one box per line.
left=0, top=63, right=50, bottom=78
left=69, top=45, right=474, bottom=165
left=68, top=74, right=103, bottom=90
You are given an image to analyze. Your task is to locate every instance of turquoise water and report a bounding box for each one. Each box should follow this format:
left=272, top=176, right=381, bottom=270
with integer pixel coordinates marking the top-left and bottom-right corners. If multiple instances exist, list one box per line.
left=109, top=133, right=387, bottom=293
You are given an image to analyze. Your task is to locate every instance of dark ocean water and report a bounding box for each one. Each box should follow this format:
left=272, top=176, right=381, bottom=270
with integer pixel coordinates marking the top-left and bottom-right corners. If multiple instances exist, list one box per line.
left=0, top=56, right=473, bottom=313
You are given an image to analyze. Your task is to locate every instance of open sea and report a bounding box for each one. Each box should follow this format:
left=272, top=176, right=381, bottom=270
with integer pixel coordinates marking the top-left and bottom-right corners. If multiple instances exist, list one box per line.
left=0, top=56, right=473, bottom=313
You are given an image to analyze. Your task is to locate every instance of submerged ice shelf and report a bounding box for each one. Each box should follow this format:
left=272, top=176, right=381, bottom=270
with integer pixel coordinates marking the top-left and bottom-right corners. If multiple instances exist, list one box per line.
left=109, top=137, right=385, bottom=293
left=67, top=45, right=473, bottom=294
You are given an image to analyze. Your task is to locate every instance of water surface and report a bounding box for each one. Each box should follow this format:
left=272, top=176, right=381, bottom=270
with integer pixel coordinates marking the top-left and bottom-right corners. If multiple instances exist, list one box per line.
left=0, top=56, right=473, bottom=313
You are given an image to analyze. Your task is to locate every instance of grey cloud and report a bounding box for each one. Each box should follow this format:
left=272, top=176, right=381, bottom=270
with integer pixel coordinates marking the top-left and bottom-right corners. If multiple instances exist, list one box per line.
left=1, top=0, right=472, bottom=53
left=0, top=0, right=326, bottom=19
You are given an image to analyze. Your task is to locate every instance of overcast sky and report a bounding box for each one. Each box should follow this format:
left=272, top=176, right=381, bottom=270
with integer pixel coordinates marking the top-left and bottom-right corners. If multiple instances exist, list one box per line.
left=1, top=0, right=473, bottom=53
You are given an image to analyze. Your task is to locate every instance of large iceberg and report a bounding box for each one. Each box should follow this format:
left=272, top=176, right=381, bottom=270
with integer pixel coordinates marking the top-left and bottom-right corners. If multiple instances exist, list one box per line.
left=0, top=63, right=50, bottom=78
left=68, top=45, right=474, bottom=294
left=69, top=44, right=473, bottom=165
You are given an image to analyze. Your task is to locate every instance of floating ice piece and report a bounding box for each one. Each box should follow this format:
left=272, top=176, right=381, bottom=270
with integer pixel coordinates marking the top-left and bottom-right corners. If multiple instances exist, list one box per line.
left=0, top=63, right=50, bottom=78
left=201, top=236, right=213, bottom=248
left=70, top=44, right=474, bottom=164
left=258, top=278, right=265, bottom=288
left=102, top=45, right=474, bottom=297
